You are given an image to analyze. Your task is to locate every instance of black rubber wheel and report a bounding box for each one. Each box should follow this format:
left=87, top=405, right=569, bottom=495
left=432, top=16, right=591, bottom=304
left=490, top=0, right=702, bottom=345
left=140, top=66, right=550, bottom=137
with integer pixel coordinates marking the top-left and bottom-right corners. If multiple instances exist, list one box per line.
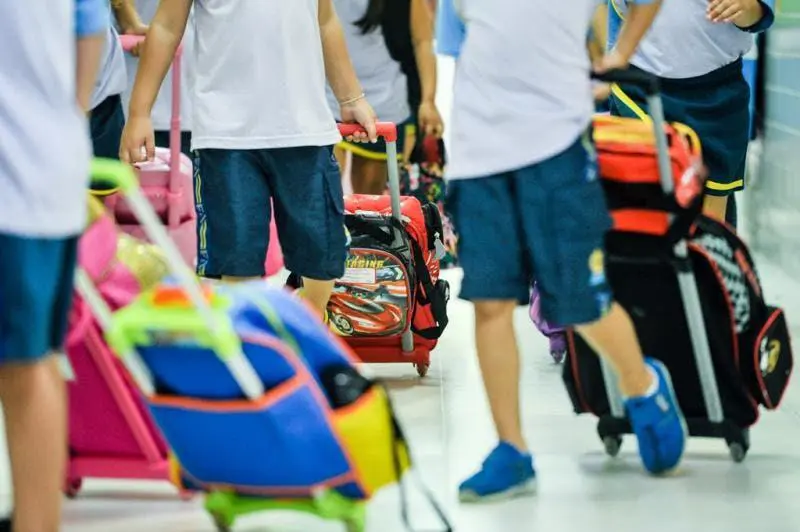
left=65, top=478, right=82, bottom=499
left=728, top=442, right=747, bottom=463
left=602, top=435, right=623, bottom=457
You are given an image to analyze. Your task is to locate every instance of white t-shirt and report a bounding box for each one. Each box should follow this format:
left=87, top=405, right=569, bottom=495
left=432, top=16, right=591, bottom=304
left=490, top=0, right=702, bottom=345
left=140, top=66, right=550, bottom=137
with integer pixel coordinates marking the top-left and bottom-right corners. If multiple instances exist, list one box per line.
left=191, top=0, right=340, bottom=151
left=446, top=0, right=595, bottom=180
left=121, top=0, right=195, bottom=131
left=0, top=0, right=91, bottom=237
left=325, top=0, right=410, bottom=124
left=91, top=23, right=127, bottom=110
left=610, top=0, right=755, bottom=79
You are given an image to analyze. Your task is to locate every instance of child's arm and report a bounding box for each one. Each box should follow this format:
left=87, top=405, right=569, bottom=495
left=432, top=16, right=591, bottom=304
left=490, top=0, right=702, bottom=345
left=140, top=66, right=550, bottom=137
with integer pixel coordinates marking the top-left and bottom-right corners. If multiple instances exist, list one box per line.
left=435, top=0, right=465, bottom=58
left=318, top=0, right=377, bottom=142
left=111, top=0, right=147, bottom=35
left=122, top=0, right=192, bottom=163
left=707, top=0, right=775, bottom=32
left=598, top=0, right=663, bottom=71
left=75, top=0, right=109, bottom=112
left=410, top=0, right=443, bottom=137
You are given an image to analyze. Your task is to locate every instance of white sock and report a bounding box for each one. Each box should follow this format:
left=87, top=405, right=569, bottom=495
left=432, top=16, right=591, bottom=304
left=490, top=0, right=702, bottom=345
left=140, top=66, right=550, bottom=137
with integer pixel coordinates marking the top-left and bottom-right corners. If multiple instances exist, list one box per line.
left=625, top=366, right=659, bottom=399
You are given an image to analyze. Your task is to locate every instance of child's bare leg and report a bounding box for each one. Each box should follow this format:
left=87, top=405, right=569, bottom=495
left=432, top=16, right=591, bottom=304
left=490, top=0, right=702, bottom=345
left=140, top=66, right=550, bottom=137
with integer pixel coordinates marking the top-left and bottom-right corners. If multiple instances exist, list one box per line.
left=220, top=276, right=261, bottom=283
left=575, top=302, right=652, bottom=397
left=300, top=278, right=335, bottom=318
left=576, top=301, right=687, bottom=474
left=703, top=194, right=728, bottom=222
left=350, top=155, right=388, bottom=195
left=474, top=300, right=526, bottom=451
left=0, top=357, right=66, bottom=532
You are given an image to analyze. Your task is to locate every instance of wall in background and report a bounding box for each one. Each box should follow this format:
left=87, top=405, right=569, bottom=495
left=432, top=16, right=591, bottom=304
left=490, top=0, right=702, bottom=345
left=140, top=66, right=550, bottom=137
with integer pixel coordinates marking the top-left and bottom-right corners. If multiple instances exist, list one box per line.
left=747, top=0, right=800, bottom=271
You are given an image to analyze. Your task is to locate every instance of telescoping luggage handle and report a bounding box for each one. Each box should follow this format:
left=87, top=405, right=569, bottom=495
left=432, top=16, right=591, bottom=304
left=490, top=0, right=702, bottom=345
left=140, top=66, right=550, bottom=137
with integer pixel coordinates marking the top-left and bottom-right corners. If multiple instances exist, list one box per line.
left=84, top=159, right=266, bottom=401
left=591, top=69, right=725, bottom=425
left=119, top=34, right=183, bottom=194
left=338, top=122, right=416, bottom=354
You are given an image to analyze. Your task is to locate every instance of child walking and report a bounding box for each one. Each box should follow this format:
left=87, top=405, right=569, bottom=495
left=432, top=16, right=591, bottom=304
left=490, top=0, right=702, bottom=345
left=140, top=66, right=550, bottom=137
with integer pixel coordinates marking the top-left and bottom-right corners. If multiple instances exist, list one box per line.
left=445, top=0, right=689, bottom=502
left=607, top=0, right=775, bottom=228
left=0, top=1, right=104, bottom=530
left=329, top=0, right=443, bottom=194
left=120, top=0, right=376, bottom=317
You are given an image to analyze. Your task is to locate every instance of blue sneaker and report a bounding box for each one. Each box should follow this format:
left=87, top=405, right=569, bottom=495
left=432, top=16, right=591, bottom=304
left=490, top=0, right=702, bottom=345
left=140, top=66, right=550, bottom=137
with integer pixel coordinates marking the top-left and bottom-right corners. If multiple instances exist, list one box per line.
left=458, top=442, right=536, bottom=502
left=625, top=358, right=688, bottom=475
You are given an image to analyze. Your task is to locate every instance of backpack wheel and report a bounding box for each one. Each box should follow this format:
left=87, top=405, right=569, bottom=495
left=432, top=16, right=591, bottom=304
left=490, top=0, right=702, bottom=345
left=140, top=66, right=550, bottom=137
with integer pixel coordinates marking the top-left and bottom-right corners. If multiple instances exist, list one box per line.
left=65, top=478, right=82, bottom=498
left=414, top=363, right=429, bottom=378
left=727, top=442, right=747, bottom=463
left=212, top=514, right=231, bottom=532
left=602, top=435, right=623, bottom=457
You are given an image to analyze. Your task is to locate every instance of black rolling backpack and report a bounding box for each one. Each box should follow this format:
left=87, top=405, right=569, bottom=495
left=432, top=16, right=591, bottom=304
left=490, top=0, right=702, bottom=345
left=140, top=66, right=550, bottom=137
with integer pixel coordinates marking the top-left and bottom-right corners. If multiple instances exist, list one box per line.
left=564, top=70, right=793, bottom=463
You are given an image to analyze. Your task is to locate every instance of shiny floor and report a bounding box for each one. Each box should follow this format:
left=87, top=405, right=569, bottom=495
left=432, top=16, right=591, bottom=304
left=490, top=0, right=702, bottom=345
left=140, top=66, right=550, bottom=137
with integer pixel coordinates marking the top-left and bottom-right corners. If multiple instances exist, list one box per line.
left=4, top=58, right=800, bottom=531
left=33, top=259, right=800, bottom=532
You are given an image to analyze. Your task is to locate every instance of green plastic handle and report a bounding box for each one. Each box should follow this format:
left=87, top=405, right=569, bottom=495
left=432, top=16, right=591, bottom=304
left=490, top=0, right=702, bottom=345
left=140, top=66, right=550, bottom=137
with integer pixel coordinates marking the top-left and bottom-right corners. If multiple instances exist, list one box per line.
left=90, top=158, right=137, bottom=193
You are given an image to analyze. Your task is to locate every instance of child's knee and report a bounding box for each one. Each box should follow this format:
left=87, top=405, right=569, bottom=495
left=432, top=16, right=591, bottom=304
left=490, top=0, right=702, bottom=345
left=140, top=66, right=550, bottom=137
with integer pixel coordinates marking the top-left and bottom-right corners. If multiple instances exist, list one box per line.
left=474, top=300, right=517, bottom=321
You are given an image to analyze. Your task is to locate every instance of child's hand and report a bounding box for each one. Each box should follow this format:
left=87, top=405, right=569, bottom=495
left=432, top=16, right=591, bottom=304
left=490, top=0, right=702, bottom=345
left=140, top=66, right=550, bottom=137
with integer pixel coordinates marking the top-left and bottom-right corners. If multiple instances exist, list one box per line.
left=594, top=49, right=630, bottom=74
left=119, top=115, right=155, bottom=164
left=707, top=0, right=762, bottom=25
left=593, top=83, right=612, bottom=102
left=341, top=97, right=378, bottom=143
left=418, top=101, right=444, bottom=138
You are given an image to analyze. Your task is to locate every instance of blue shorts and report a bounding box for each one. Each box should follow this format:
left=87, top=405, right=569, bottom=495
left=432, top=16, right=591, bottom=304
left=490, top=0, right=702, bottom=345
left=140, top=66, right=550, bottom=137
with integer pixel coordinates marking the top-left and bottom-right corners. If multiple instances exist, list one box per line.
left=447, top=136, right=614, bottom=327
left=194, top=146, right=347, bottom=280
left=0, top=234, right=78, bottom=363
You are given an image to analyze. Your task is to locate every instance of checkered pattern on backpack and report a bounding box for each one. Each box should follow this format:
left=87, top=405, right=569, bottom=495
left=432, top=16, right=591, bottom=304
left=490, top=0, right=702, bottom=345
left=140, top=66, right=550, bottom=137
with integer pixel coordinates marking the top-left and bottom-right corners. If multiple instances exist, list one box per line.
left=693, top=232, right=750, bottom=333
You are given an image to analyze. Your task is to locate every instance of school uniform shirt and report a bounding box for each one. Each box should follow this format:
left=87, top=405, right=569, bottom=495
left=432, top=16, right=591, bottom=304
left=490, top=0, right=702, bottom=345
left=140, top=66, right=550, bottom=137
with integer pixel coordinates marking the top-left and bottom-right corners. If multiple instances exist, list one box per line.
left=191, top=0, right=340, bottom=151
left=0, top=0, right=97, bottom=237
left=121, top=0, right=195, bottom=132
left=325, top=0, right=410, bottom=124
left=90, top=20, right=127, bottom=110
left=446, top=0, right=597, bottom=180
left=609, top=0, right=758, bottom=79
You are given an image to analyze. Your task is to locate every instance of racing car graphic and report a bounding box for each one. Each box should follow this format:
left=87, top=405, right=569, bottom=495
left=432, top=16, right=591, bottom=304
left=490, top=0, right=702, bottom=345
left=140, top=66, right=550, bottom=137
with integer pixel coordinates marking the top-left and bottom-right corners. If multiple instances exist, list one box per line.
left=328, top=292, right=405, bottom=336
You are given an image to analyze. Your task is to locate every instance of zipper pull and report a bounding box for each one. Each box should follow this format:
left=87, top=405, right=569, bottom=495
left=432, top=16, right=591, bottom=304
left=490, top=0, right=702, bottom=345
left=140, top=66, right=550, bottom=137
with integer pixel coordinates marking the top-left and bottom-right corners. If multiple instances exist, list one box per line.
left=434, top=234, right=447, bottom=260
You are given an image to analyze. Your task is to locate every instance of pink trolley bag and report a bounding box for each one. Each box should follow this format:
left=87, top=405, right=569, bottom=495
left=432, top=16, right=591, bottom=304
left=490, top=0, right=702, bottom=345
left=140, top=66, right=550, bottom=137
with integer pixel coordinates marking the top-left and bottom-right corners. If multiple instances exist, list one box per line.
left=64, top=198, right=181, bottom=498
left=103, top=35, right=197, bottom=266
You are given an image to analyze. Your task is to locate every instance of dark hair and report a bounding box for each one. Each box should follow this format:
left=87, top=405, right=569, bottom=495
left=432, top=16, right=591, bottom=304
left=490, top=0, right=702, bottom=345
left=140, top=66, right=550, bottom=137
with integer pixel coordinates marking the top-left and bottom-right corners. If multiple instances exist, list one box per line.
left=354, top=0, right=386, bottom=34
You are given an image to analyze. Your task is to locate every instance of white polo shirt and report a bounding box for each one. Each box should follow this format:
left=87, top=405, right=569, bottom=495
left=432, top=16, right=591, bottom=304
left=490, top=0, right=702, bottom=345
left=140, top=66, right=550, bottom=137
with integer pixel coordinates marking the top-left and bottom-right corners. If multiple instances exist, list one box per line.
left=191, top=0, right=340, bottom=151
left=446, top=0, right=595, bottom=180
left=0, top=0, right=93, bottom=237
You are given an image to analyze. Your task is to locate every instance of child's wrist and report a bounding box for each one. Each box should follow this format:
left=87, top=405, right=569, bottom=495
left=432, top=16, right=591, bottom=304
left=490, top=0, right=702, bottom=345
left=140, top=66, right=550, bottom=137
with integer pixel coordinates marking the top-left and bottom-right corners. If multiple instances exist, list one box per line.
left=338, top=92, right=365, bottom=107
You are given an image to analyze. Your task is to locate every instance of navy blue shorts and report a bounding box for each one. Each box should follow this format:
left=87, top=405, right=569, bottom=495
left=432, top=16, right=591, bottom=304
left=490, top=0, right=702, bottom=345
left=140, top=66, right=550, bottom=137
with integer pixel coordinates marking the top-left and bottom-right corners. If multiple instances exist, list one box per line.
left=0, top=234, right=78, bottom=363
left=610, top=60, right=750, bottom=197
left=194, top=146, right=347, bottom=280
left=447, top=136, right=614, bottom=327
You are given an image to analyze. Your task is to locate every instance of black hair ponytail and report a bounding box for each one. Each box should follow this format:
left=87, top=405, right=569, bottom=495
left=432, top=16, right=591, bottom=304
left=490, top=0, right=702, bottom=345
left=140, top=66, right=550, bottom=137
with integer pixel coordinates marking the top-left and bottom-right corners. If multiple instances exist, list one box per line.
left=354, top=0, right=386, bottom=34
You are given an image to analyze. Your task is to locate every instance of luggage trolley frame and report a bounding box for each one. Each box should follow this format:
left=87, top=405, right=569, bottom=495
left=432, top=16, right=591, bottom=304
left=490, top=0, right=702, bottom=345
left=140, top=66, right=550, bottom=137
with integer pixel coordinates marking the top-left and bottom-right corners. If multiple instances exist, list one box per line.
left=591, top=70, right=750, bottom=462
left=87, top=159, right=367, bottom=532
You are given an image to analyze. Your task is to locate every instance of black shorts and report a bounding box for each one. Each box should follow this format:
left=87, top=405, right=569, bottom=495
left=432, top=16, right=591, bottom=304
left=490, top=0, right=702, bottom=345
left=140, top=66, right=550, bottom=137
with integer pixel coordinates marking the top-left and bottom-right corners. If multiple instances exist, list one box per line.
left=610, top=59, right=750, bottom=197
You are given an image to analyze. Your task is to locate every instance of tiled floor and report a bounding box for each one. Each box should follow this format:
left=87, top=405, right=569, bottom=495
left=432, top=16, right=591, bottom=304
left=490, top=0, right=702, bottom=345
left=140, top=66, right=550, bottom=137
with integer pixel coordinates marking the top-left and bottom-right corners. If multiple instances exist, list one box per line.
left=3, top=57, right=800, bottom=531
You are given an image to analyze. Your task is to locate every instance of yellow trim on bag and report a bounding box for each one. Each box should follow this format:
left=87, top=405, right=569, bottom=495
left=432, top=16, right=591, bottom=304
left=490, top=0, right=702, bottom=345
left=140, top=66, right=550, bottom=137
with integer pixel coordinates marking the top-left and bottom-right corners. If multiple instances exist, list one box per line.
left=610, top=84, right=651, bottom=123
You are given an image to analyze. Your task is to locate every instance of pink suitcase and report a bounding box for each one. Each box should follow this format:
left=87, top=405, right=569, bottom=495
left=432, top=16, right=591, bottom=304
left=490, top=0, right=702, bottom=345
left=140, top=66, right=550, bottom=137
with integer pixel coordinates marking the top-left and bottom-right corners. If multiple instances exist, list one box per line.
left=105, top=35, right=197, bottom=266
left=65, top=210, right=183, bottom=498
